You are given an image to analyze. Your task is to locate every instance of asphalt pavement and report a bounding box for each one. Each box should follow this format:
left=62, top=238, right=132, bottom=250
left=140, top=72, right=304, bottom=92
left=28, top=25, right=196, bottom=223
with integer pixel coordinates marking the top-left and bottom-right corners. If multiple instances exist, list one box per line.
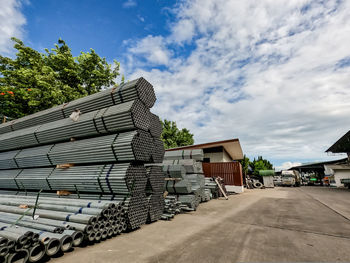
left=53, top=187, right=350, bottom=263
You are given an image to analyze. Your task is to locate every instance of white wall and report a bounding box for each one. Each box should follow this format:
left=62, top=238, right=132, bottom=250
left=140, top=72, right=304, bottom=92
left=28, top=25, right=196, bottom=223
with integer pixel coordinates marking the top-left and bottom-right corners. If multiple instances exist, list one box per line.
left=222, top=150, right=233, bottom=162
left=204, top=152, right=223, bottom=162
left=334, top=170, right=350, bottom=187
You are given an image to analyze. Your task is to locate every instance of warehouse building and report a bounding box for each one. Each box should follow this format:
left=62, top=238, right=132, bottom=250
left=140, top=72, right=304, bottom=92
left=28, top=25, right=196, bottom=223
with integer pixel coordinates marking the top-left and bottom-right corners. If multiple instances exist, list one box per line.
left=325, top=131, right=350, bottom=187
left=167, top=139, right=244, bottom=193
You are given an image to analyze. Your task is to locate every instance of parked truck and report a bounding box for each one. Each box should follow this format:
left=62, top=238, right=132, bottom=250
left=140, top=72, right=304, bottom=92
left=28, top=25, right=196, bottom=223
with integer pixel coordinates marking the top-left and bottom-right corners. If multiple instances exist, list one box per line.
left=281, top=170, right=301, bottom=187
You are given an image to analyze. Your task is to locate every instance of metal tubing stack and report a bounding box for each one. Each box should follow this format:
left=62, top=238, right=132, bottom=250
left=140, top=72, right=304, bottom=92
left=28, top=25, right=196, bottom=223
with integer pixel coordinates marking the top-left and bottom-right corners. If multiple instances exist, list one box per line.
left=145, top=166, right=165, bottom=223
left=161, top=149, right=219, bottom=219
left=0, top=77, right=155, bottom=135
left=0, top=77, right=165, bottom=262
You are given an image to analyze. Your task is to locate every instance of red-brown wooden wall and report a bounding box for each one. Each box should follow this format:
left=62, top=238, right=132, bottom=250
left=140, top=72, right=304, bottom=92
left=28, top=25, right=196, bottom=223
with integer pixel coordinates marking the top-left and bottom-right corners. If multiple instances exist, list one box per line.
left=202, top=162, right=243, bottom=186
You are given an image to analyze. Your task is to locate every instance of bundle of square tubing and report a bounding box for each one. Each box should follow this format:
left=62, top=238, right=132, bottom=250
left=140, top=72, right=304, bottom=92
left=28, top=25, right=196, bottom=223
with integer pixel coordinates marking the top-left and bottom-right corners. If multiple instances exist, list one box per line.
left=0, top=77, right=165, bottom=262
left=161, top=149, right=209, bottom=220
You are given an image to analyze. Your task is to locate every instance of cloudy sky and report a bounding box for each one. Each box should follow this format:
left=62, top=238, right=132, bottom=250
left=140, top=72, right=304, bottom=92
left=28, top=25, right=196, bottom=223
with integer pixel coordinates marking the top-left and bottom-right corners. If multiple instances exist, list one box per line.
left=1, top=0, right=350, bottom=169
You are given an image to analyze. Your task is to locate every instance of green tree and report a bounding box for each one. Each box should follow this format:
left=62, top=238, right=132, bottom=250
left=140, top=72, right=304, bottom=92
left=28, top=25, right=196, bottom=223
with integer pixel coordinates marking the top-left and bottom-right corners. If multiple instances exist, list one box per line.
left=250, top=156, right=274, bottom=176
left=0, top=38, right=120, bottom=119
left=161, top=119, right=194, bottom=149
left=240, top=154, right=250, bottom=176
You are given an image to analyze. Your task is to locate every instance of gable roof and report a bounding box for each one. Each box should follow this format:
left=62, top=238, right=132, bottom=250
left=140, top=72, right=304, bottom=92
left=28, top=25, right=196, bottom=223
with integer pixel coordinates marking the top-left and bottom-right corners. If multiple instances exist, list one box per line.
left=166, top=138, right=243, bottom=160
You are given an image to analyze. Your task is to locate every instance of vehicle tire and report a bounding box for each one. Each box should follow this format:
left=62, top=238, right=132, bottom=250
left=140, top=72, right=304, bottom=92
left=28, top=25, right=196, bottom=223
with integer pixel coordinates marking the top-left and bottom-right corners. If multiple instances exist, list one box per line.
left=253, top=182, right=262, bottom=188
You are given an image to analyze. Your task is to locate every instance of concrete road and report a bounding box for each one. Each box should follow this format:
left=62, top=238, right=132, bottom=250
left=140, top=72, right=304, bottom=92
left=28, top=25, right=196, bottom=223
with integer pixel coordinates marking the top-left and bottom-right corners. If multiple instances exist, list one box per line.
left=53, top=187, right=350, bottom=263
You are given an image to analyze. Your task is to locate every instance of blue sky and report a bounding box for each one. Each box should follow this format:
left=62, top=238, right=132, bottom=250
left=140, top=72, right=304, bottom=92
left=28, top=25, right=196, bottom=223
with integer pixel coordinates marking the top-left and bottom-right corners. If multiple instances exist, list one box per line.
left=1, top=0, right=350, bottom=170
left=21, top=0, right=173, bottom=59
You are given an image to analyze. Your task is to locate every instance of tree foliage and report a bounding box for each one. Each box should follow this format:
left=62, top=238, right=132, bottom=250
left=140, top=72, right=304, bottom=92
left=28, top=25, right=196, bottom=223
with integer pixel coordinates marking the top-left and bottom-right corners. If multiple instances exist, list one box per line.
left=0, top=38, right=120, bottom=119
left=240, top=155, right=273, bottom=176
left=161, top=119, right=194, bottom=149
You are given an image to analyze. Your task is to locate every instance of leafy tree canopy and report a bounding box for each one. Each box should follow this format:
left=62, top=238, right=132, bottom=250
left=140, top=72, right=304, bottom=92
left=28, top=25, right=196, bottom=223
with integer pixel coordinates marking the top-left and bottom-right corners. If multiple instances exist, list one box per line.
left=161, top=119, right=194, bottom=149
left=0, top=38, right=120, bottom=119
left=240, top=155, right=274, bottom=176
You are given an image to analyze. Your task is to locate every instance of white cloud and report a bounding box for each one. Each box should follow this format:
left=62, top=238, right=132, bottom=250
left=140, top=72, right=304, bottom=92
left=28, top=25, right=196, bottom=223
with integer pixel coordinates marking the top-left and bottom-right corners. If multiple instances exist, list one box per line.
left=123, top=0, right=350, bottom=165
left=127, top=35, right=172, bottom=66
left=122, top=0, right=137, bottom=8
left=275, top=162, right=302, bottom=172
left=0, top=0, right=26, bottom=55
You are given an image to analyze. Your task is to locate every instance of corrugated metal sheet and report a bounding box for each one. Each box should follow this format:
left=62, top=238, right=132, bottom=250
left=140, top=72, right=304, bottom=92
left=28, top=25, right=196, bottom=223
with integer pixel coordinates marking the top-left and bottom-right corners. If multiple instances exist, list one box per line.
left=202, top=162, right=243, bottom=186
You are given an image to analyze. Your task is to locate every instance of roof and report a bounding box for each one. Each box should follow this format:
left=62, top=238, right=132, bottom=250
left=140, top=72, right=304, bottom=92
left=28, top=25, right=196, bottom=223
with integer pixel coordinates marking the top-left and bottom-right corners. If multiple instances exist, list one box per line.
left=326, top=130, right=350, bottom=153
left=289, top=158, right=348, bottom=170
left=325, top=164, right=350, bottom=170
left=166, top=138, right=243, bottom=160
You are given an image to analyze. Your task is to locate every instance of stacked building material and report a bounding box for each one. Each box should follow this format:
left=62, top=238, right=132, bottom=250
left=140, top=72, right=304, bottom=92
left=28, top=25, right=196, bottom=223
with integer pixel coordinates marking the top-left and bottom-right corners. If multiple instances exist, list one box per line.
left=161, top=150, right=206, bottom=217
left=0, top=193, right=127, bottom=256
left=0, top=78, right=155, bottom=135
left=161, top=196, right=181, bottom=220
left=145, top=166, right=165, bottom=223
left=0, top=77, right=165, bottom=262
left=204, top=177, right=219, bottom=198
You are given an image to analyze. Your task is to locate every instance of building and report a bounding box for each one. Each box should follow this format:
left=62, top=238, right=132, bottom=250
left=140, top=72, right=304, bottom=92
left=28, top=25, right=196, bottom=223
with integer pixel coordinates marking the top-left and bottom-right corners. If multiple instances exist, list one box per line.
left=289, top=158, right=347, bottom=185
left=166, top=139, right=243, bottom=163
left=325, top=130, right=350, bottom=187
left=167, top=139, right=244, bottom=193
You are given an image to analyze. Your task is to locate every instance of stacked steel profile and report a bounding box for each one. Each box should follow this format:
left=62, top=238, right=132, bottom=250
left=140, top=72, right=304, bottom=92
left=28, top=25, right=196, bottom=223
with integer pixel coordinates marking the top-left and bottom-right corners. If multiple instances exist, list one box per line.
left=161, top=149, right=213, bottom=220
left=0, top=77, right=165, bottom=262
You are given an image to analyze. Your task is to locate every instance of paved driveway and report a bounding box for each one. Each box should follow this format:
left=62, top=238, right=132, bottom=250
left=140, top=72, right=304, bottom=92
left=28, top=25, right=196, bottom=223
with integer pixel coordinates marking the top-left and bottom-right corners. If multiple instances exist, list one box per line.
left=54, top=187, right=350, bottom=263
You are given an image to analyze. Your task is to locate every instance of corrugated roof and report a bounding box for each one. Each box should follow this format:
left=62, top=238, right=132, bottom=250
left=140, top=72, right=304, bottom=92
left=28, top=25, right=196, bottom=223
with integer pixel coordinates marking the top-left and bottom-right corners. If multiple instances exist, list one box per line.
left=326, top=130, right=350, bottom=153
left=166, top=138, right=243, bottom=160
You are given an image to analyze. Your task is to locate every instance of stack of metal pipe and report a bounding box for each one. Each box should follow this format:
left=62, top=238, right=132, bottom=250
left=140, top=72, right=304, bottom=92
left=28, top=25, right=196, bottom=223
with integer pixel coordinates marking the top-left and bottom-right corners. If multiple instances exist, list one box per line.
left=161, top=196, right=181, bottom=220
left=145, top=166, right=165, bottom=223
left=0, top=194, right=127, bottom=245
left=161, top=149, right=212, bottom=218
left=0, top=77, right=155, bottom=135
left=0, top=77, right=165, bottom=261
left=0, top=99, right=151, bottom=152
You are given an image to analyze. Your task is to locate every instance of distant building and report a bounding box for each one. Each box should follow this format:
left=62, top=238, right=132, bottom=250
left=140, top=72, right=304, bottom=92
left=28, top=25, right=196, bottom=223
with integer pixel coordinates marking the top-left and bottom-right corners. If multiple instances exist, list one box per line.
left=166, top=139, right=243, bottom=162
left=325, top=131, right=350, bottom=187
left=167, top=139, right=244, bottom=193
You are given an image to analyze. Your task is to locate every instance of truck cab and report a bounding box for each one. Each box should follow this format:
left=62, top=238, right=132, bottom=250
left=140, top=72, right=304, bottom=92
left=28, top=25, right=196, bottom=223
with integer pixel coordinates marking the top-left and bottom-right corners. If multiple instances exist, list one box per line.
left=281, top=170, right=301, bottom=187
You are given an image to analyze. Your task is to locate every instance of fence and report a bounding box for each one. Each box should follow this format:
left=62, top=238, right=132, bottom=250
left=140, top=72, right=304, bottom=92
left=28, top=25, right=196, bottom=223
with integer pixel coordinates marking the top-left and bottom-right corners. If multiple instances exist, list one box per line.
left=202, top=162, right=243, bottom=186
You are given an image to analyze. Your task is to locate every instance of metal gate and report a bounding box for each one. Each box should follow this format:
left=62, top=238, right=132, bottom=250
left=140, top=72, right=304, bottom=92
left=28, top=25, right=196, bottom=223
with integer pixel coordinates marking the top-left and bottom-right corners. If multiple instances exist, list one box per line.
left=202, top=162, right=243, bottom=186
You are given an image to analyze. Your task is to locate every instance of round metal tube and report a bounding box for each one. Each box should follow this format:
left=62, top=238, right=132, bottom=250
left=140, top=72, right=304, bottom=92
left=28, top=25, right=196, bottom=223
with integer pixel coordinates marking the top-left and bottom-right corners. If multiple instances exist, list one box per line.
left=94, top=231, right=101, bottom=242
left=0, top=230, right=27, bottom=245
left=6, top=249, right=29, bottom=263
left=0, top=204, right=96, bottom=225
left=43, top=238, right=60, bottom=257
left=86, top=232, right=95, bottom=242
left=27, top=243, right=45, bottom=263
left=63, top=230, right=84, bottom=247
left=0, top=237, right=7, bottom=247
left=0, top=246, right=8, bottom=257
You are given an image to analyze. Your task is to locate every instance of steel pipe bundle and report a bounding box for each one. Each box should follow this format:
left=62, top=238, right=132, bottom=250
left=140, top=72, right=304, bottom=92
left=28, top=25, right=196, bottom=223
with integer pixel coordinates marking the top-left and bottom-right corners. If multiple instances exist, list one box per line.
left=204, top=177, right=220, bottom=198
left=0, top=224, right=45, bottom=263
left=163, top=149, right=204, bottom=161
left=165, top=179, right=192, bottom=194
left=107, top=195, right=148, bottom=230
left=16, top=168, right=54, bottom=191
left=162, top=165, right=186, bottom=179
left=151, top=138, right=165, bottom=163
left=0, top=77, right=156, bottom=135
left=49, top=164, right=147, bottom=195
left=0, top=131, right=155, bottom=169
left=0, top=76, right=166, bottom=261
left=163, top=159, right=203, bottom=173
left=145, top=166, right=165, bottom=223
left=0, top=100, right=151, bottom=152
left=148, top=113, right=162, bottom=138
left=161, top=196, right=181, bottom=220
left=0, top=194, right=127, bottom=249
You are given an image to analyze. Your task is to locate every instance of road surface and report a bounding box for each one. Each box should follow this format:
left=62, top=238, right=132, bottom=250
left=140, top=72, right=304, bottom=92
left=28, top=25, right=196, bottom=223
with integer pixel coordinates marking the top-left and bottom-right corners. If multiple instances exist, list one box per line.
left=54, top=187, right=350, bottom=263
